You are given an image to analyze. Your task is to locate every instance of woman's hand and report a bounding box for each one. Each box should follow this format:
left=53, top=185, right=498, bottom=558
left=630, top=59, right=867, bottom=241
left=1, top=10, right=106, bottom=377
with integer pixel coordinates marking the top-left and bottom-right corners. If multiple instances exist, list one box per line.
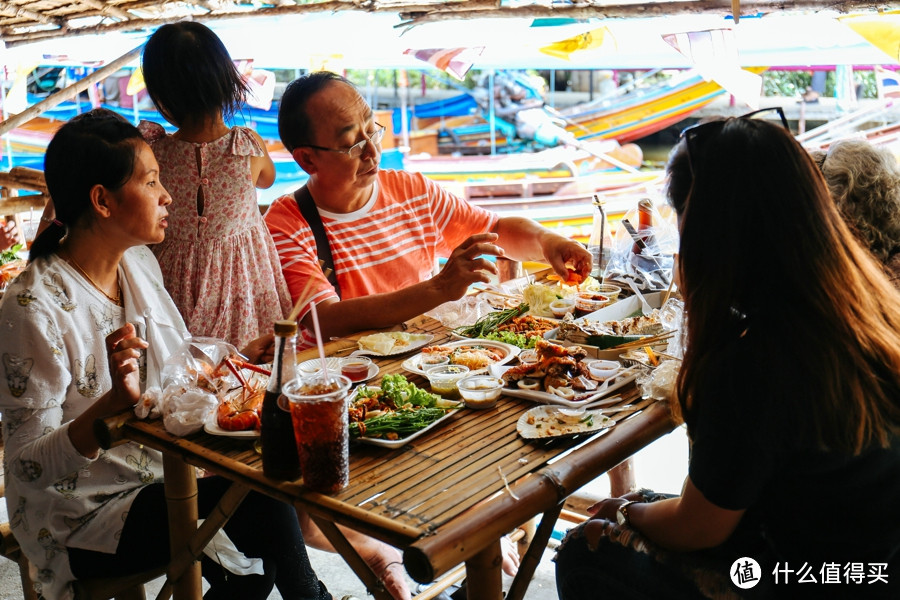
left=0, top=220, right=19, bottom=251
left=242, top=334, right=275, bottom=365
left=587, top=491, right=647, bottom=522
left=106, top=323, right=148, bottom=411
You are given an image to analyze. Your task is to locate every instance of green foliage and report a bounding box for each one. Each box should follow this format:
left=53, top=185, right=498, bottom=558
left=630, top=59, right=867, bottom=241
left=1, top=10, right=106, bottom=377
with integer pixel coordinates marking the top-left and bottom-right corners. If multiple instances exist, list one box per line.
left=762, top=71, right=811, bottom=97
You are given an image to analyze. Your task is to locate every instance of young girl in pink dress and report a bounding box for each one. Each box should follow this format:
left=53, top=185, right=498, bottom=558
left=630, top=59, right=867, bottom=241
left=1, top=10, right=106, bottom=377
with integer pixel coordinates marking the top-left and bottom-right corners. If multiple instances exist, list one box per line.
left=139, top=22, right=413, bottom=599
left=139, top=21, right=291, bottom=349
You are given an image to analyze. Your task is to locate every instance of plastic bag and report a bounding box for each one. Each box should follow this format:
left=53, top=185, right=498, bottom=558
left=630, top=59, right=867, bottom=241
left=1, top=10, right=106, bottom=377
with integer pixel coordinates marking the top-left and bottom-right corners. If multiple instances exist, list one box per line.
left=426, top=295, right=498, bottom=329
left=135, top=337, right=244, bottom=435
left=604, top=198, right=678, bottom=292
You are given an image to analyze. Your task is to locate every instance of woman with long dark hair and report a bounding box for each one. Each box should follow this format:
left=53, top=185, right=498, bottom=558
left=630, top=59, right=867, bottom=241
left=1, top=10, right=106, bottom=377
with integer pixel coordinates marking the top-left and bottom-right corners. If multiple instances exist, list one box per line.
left=0, top=109, right=331, bottom=600
left=555, top=111, right=900, bottom=598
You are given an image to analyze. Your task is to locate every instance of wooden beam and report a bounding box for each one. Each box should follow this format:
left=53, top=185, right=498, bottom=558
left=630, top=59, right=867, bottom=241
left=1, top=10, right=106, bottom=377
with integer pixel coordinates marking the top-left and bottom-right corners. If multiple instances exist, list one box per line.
left=1, top=0, right=900, bottom=46
left=0, top=44, right=144, bottom=137
left=73, top=0, right=133, bottom=21
left=0, top=194, right=48, bottom=214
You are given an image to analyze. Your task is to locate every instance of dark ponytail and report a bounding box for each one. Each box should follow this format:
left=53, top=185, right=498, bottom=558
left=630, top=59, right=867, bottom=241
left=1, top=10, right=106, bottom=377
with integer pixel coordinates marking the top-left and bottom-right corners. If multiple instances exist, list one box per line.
left=31, top=108, right=142, bottom=263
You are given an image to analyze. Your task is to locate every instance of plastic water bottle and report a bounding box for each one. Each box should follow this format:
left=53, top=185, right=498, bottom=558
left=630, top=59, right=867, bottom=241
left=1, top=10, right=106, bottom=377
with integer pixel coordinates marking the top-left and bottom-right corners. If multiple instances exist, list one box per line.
left=588, top=200, right=613, bottom=279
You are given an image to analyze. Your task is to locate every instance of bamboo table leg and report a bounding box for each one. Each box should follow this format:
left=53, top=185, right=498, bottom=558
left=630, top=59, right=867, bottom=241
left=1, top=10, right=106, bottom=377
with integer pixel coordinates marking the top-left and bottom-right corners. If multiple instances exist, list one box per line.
left=608, top=458, right=636, bottom=497
left=162, top=455, right=202, bottom=600
left=506, top=504, right=563, bottom=600
left=156, top=483, right=251, bottom=600
left=309, top=515, right=394, bottom=600
left=463, top=539, right=502, bottom=600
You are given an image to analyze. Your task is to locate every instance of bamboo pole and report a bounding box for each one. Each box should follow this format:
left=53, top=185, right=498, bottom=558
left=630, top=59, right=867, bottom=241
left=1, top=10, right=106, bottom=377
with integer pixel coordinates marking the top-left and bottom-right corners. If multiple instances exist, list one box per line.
left=156, top=483, right=251, bottom=600
left=0, top=44, right=144, bottom=138
left=162, top=453, right=202, bottom=600
left=0, top=172, right=47, bottom=193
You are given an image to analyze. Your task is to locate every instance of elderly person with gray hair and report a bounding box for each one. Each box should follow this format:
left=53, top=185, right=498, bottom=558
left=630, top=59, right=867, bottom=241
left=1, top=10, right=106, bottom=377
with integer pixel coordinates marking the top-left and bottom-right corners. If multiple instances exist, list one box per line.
left=811, top=139, right=900, bottom=285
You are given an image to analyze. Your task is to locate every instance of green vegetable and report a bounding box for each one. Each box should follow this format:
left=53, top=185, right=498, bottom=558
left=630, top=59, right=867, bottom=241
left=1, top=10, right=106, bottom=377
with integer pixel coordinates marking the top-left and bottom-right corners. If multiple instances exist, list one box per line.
left=0, top=243, right=22, bottom=266
left=378, top=373, right=442, bottom=407
left=452, top=303, right=529, bottom=339
left=484, top=330, right=537, bottom=349
left=350, top=407, right=449, bottom=439
left=580, top=414, right=594, bottom=427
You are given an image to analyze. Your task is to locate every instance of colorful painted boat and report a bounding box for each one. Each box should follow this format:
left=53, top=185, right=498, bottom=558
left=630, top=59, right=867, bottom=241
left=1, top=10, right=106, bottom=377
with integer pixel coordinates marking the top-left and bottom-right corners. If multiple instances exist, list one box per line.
left=420, top=68, right=768, bottom=154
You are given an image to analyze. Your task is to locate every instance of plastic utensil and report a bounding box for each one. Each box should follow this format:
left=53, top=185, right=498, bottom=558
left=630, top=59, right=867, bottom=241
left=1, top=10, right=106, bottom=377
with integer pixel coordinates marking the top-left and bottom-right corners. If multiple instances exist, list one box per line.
left=626, top=280, right=654, bottom=315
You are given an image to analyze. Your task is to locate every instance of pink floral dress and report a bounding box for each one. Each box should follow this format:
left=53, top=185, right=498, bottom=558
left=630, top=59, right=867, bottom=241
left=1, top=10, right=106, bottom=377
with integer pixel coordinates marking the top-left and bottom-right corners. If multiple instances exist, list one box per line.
left=139, top=122, right=292, bottom=349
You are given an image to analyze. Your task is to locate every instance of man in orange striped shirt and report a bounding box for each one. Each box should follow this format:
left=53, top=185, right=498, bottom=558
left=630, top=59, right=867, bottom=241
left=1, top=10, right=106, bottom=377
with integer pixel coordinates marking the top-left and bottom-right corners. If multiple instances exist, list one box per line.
left=266, top=71, right=590, bottom=348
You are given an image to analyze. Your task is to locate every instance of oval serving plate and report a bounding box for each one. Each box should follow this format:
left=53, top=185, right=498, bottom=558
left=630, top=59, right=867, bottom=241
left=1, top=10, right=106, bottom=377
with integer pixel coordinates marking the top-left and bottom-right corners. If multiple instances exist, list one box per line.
left=204, top=416, right=260, bottom=439
left=489, top=364, right=640, bottom=408
left=402, top=340, right=520, bottom=376
left=351, top=386, right=461, bottom=448
left=354, top=333, right=434, bottom=357
left=516, top=405, right=614, bottom=440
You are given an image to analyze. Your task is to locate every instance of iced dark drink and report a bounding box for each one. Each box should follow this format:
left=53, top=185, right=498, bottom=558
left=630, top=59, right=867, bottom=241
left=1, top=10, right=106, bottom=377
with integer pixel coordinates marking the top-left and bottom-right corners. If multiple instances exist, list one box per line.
left=283, top=375, right=351, bottom=494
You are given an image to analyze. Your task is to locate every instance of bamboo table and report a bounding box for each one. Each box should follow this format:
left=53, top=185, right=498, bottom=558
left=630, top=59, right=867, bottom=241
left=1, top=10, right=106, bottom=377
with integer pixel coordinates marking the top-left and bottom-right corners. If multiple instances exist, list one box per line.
left=98, top=315, right=678, bottom=600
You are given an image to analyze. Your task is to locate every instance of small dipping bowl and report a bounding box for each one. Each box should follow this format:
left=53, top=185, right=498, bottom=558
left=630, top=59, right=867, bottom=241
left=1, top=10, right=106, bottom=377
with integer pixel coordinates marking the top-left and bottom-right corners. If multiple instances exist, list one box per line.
left=457, top=375, right=504, bottom=409
left=574, top=292, right=611, bottom=317
left=549, top=297, right=575, bottom=318
left=340, top=356, right=372, bottom=383
left=518, top=348, right=540, bottom=365
left=586, top=359, right=621, bottom=381
left=595, top=284, right=622, bottom=302
left=425, top=364, right=470, bottom=400
left=419, top=354, right=450, bottom=369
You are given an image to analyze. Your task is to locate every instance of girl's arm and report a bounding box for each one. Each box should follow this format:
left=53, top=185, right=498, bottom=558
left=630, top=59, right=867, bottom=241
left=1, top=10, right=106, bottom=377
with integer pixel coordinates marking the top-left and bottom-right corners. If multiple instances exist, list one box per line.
left=588, top=477, right=745, bottom=551
left=249, top=129, right=276, bottom=189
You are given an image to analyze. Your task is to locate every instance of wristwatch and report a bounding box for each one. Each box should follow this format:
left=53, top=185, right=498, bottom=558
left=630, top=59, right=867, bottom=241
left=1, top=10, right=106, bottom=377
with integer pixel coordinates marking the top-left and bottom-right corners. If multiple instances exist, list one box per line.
left=616, top=500, right=640, bottom=526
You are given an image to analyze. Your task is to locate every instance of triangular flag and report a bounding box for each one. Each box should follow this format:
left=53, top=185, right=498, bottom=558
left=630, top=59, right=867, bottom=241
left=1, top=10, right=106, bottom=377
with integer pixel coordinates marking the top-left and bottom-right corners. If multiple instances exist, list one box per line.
left=4, top=62, right=38, bottom=115
left=126, top=67, right=145, bottom=96
left=244, top=68, right=276, bottom=111
left=663, top=28, right=762, bottom=108
left=875, top=65, right=900, bottom=98
left=309, top=54, right=345, bottom=75
left=840, top=13, right=900, bottom=64
left=539, top=28, right=609, bottom=61
left=403, top=47, right=484, bottom=80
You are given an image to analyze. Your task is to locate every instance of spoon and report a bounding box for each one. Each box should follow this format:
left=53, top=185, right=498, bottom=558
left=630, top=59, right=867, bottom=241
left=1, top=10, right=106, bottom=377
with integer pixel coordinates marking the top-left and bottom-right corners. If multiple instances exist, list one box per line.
left=556, top=398, right=635, bottom=418
left=626, top=280, right=654, bottom=315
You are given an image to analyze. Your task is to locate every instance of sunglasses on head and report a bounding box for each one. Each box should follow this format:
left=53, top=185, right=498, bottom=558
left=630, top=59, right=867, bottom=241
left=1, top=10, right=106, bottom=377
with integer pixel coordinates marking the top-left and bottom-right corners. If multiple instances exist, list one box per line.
left=679, top=107, right=790, bottom=175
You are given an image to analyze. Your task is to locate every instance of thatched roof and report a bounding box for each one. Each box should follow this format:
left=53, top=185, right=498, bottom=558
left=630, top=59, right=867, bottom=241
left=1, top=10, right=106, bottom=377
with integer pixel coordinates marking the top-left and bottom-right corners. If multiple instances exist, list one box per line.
left=0, top=0, right=896, bottom=47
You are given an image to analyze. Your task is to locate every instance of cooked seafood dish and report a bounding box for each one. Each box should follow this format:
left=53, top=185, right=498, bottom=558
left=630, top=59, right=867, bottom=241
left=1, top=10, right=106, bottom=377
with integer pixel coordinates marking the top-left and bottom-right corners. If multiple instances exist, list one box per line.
left=503, top=339, right=604, bottom=399
left=421, top=344, right=507, bottom=371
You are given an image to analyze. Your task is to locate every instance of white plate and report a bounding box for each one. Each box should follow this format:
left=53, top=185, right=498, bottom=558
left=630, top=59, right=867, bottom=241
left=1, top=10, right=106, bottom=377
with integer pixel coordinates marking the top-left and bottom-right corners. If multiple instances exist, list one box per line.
left=350, top=386, right=461, bottom=448
left=402, top=340, right=521, bottom=376
left=204, top=417, right=260, bottom=438
left=296, top=359, right=379, bottom=383
left=297, top=357, right=341, bottom=375
left=489, top=364, right=641, bottom=408
left=354, top=333, right=434, bottom=357
left=517, top=405, right=614, bottom=439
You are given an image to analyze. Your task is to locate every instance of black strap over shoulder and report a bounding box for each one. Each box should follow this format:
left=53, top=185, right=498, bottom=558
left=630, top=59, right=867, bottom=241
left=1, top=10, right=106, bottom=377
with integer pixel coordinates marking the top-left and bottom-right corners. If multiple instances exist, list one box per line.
left=294, top=185, right=342, bottom=299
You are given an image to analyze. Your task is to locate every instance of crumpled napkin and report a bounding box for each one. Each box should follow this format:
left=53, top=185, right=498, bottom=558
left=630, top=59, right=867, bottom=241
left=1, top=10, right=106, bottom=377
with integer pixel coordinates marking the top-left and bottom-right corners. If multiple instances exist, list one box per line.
left=200, top=519, right=264, bottom=576
left=136, top=383, right=218, bottom=436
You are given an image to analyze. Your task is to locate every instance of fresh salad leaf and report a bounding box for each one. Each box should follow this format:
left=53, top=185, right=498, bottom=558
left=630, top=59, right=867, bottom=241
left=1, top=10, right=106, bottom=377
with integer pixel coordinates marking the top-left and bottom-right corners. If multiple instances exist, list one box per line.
left=0, top=244, right=23, bottom=266
left=484, top=330, right=538, bottom=349
left=377, top=373, right=442, bottom=407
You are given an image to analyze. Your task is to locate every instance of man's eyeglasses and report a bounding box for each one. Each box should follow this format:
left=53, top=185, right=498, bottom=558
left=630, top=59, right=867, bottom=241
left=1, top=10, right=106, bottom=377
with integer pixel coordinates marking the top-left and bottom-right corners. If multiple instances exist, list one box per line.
left=679, top=107, right=789, bottom=174
left=300, top=124, right=386, bottom=158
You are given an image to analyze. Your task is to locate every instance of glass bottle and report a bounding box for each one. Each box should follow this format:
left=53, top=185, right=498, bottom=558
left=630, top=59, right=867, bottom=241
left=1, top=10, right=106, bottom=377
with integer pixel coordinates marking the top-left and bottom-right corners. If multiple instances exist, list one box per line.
left=261, top=319, right=301, bottom=481
left=588, top=198, right=614, bottom=280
